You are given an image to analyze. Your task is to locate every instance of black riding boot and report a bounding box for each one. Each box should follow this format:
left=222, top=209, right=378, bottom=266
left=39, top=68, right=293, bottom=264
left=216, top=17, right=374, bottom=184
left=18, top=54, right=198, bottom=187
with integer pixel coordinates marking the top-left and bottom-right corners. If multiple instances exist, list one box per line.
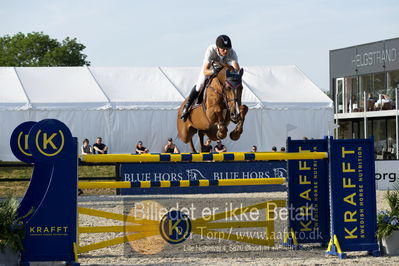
left=181, top=86, right=199, bottom=121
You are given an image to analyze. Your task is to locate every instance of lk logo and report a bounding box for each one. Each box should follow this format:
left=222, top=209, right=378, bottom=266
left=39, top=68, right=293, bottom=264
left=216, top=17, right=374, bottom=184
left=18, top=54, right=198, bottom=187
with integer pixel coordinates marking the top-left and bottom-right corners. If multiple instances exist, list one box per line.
left=35, top=129, right=65, bottom=157
left=159, top=210, right=192, bottom=244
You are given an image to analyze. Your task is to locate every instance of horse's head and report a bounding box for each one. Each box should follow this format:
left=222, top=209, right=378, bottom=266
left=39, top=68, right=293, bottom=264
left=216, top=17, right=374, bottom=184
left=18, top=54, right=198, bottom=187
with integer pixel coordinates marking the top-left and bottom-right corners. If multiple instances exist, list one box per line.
left=219, top=67, right=244, bottom=123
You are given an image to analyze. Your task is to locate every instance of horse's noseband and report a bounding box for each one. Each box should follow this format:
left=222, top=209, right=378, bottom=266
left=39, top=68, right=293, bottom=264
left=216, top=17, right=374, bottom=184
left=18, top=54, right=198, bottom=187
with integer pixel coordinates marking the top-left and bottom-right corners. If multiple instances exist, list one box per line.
left=226, top=69, right=242, bottom=89
left=226, top=79, right=241, bottom=90
left=224, top=77, right=242, bottom=103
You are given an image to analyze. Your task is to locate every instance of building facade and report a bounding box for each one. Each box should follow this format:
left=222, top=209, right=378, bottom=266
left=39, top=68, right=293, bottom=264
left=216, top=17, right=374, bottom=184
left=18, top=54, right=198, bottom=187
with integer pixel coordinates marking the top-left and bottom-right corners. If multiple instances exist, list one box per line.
left=330, top=37, right=399, bottom=160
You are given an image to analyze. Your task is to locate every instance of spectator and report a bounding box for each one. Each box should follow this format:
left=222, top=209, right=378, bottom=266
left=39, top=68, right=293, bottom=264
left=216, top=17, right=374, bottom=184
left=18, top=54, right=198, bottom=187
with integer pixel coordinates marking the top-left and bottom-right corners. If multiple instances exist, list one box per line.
left=251, top=145, right=257, bottom=152
left=271, top=146, right=277, bottom=152
left=367, top=93, right=376, bottom=111
left=350, top=95, right=358, bottom=112
left=377, top=94, right=393, bottom=110
left=280, top=147, right=286, bottom=152
left=214, top=140, right=227, bottom=153
left=384, top=94, right=392, bottom=102
left=135, top=141, right=149, bottom=154
left=79, top=138, right=93, bottom=196
left=164, top=138, right=180, bottom=153
left=375, top=94, right=385, bottom=109
left=93, top=137, right=108, bottom=154
left=81, top=138, right=92, bottom=155
left=201, top=138, right=213, bottom=152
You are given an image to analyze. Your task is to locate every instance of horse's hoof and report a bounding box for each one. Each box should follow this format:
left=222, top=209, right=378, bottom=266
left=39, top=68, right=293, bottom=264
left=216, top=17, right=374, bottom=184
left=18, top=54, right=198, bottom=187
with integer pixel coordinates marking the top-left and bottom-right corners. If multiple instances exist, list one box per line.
left=231, top=117, right=239, bottom=124
left=230, top=131, right=241, bottom=141
left=217, top=132, right=226, bottom=139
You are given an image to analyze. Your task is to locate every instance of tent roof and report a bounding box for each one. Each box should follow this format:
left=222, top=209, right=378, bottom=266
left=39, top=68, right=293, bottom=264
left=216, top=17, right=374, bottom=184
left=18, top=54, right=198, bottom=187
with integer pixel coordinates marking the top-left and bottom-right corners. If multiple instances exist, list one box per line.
left=0, top=66, right=332, bottom=110
left=89, top=67, right=184, bottom=109
left=0, top=68, right=29, bottom=109
left=244, top=66, right=330, bottom=108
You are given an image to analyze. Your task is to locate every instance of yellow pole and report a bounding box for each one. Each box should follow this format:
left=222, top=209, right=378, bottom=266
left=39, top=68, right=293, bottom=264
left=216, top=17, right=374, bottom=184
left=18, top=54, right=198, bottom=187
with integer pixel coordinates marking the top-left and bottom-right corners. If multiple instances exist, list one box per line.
left=81, top=152, right=328, bottom=163
left=217, top=178, right=284, bottom=186
left=78, top=178, right=285, bottom=189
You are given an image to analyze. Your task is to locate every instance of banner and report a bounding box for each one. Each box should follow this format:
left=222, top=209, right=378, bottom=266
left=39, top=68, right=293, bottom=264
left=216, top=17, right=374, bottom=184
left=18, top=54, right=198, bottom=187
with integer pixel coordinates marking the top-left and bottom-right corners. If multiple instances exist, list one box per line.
left=286, top=138, right=330, bottom=245
left=328, top=138, right=379, bottom=255
left=119, top=160, right=287, bottom=195
left=375, top=160, right=399, bottom=190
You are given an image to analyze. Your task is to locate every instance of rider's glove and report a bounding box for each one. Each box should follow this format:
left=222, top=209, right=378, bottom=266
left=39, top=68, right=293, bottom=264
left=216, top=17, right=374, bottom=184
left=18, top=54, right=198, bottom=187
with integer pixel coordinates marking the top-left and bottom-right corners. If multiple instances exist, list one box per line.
left=211, top=64, right=223, bottom=76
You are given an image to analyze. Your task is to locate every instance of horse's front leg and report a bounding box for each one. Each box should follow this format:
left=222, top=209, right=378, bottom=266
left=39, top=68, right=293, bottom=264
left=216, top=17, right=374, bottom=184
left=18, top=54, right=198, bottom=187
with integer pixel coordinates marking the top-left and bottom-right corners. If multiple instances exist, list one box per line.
left=230, top=105, right=248, bottom=140
left=198, top=131, right=205, bottom=152
left=216, top=109, right=228, bottom=140
left=189, top=138, right=197, bottom=153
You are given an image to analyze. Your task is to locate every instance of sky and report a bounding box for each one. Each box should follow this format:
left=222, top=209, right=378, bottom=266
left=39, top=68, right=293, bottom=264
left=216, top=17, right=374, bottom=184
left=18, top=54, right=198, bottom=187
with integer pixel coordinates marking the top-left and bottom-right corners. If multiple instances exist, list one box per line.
left=0, top=0, right=398, bottom=91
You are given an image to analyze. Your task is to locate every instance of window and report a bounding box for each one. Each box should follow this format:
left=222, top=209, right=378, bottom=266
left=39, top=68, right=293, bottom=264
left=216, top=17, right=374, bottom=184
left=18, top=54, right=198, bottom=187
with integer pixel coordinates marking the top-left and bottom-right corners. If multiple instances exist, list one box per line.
left=359, top=72, right=389, bottom=111
left=352, top=120, right=364, bottom=139
left=387, top=118, right=397, bottom=159
left=388, top=70, right=399, bottom=106
left=373, top=72, right=385, bottom=96
left=372, top=119, right=387, bottom=159
left=345, top=77, right=360, bottom=112
left=360, top=74, right=373, bottom=100
left=338, top=117, right=396, bottom=160
left=367, top=119, right=373, bottom=139
left=338, top=121, right=352, bottom=139
left=334, top=73, right=392, bottom=113
left=336, top=78, right=344, bottom=113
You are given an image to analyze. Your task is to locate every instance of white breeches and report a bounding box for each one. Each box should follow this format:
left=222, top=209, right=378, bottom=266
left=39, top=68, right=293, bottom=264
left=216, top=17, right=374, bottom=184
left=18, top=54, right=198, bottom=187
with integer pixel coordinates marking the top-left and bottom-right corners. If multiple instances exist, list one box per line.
left=195, top=72, right=206, bottom=92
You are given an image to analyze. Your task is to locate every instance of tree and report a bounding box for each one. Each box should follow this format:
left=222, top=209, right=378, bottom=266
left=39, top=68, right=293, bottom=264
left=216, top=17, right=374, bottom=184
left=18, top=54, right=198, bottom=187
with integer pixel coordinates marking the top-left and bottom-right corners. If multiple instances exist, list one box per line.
left=0, top=32, right=90, bottom=66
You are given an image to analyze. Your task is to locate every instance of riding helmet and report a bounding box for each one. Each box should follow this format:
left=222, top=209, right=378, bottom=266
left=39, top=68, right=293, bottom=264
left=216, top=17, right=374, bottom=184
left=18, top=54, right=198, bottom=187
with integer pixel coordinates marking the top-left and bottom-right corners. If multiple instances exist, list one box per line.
left=216, top=35, right=232, bottom=49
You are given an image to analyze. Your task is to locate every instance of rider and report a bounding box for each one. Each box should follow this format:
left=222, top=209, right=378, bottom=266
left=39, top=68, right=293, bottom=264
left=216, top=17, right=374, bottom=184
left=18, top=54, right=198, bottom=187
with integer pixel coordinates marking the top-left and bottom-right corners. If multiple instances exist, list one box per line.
left=180, top=34, right=240, bottom=121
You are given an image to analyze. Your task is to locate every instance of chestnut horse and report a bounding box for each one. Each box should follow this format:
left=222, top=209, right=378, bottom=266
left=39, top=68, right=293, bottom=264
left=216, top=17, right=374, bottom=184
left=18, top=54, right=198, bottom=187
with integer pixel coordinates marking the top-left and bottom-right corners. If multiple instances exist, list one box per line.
left=177, top=66, right=248, bottom=153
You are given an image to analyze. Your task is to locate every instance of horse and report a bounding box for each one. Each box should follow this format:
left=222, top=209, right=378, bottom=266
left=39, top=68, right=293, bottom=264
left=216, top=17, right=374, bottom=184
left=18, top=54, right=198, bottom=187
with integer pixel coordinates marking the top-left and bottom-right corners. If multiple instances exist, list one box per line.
left=177, top=65, right=248, bottom=153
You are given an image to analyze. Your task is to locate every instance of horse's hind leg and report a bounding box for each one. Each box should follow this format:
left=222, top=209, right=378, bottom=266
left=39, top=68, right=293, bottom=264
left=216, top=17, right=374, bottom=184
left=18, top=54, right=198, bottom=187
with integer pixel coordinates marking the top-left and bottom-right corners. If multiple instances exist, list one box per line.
left=230, top=105, right=249, bottom=141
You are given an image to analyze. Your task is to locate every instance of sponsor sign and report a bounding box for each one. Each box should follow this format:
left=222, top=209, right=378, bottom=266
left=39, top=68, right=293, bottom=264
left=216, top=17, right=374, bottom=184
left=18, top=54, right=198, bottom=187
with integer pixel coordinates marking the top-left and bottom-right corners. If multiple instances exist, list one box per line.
left=286, top=138, right=330, bottom=245
left=328, top=138, right=378, bottom=253
left=119, top=161, right=287, bottom=195
left=10, top=119, right=78, bottom=263
left=375, top=160, right=399, bottom=190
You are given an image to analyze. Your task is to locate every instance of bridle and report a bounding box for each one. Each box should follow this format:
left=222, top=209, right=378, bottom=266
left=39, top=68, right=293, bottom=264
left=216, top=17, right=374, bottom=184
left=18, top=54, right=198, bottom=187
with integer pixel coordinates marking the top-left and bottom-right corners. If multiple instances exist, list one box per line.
left=208, top=73, right=241, bottom=109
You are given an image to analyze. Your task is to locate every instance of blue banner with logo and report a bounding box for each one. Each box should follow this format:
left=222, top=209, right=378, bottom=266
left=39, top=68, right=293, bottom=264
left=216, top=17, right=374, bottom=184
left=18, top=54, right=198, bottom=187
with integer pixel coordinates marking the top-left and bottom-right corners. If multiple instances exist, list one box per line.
left=286, top=137, right=330, bottom=245
left=119, top=160, right=287, bottom=194
left=329, top=138, right=379, bottom=254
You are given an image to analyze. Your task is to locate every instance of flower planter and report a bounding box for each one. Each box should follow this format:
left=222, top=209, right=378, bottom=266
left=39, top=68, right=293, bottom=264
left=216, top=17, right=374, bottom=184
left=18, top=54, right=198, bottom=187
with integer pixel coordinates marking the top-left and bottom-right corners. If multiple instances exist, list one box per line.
left=382, top=230, right=399, bottom=256
left=0, top=245, right=20, bottom=266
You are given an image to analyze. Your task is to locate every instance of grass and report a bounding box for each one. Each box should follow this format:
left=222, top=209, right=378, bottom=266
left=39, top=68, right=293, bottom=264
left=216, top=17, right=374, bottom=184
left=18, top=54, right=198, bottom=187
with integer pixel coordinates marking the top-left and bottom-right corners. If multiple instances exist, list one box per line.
left=0, top=164, right=117, bottom=197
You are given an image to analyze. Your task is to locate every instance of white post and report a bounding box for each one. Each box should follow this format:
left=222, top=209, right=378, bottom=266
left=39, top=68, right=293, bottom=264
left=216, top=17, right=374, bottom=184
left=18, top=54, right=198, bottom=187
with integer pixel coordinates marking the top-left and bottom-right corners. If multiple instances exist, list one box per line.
left=335, top=84, right=339, bottom=138
left=396, top=87, right=398, bottom=160
left=364, top=91, right=367, bottom=139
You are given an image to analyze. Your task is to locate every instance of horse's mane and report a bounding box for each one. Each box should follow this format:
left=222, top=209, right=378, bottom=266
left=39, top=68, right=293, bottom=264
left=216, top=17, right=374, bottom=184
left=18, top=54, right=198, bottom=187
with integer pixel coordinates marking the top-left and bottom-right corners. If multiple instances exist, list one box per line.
left=214, top=64, right=236, bottom=83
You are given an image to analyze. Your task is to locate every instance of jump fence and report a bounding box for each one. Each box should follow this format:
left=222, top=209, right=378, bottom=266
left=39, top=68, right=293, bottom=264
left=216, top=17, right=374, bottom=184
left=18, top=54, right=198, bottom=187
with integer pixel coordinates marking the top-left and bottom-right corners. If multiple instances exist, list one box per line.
left=10, top=119, right=380, bottom=265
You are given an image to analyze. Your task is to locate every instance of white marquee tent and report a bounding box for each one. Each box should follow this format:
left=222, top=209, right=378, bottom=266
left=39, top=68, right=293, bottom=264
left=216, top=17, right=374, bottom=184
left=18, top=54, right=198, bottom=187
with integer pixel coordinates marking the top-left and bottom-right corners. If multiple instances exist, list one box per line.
left=0, top=66, right=333, bottom=161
